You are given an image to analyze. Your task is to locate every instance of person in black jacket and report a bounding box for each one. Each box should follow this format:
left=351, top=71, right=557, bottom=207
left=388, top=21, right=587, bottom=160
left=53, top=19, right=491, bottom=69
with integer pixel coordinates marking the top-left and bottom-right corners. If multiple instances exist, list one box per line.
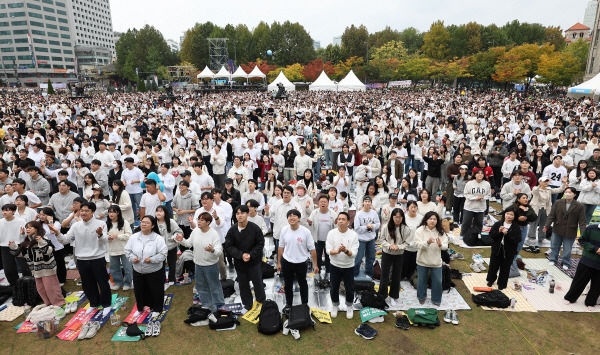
left=223, top=205, right=265, bottom=312
left=487, top=207, right=522, bottom=290
left=222, top=178, right=241, bottom=212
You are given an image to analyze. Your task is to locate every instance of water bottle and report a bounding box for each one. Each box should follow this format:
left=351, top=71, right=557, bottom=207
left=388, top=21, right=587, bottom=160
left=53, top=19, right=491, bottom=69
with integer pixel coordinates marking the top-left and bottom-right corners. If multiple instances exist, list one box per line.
left=510, top=298, right=517, bottom=310
left=549, top=279, right=555, bottom=294
left=23, top=303, right=31, bottom=318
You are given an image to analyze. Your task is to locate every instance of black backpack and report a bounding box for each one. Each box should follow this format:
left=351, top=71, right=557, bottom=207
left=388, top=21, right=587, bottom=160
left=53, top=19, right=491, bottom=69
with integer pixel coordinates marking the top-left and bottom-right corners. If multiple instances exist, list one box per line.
left=472, top=290, right=511, bottom=308
left=354, top=280, right=375, bottom=292
left=441, top=264, right=456, bottom=292
left=257, top=300, right=282, bottom=335
left=221, top=279, right=235, bottom=298
left=360, top=290, right=388, bottom=310
left=287, top=304, right=315, bottom=331
left=12, top=276, right=41, bottom=307
left=209, top=310, right=240, bottom=330
left=261, top=262, right=276, bottom=279
left=184, top=305, right=212, bottom=324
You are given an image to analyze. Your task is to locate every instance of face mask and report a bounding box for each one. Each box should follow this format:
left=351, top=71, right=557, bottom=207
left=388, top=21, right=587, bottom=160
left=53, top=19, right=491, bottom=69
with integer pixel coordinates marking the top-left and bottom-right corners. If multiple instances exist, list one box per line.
left=61, top=163, right=68, bottom=168
left=563, top=192, right=575, bottom=200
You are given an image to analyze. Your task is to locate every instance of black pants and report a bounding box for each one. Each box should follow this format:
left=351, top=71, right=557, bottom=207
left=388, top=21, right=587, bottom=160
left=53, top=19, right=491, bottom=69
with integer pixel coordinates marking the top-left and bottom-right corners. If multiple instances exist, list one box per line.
left=77, top=257, right=111, bottom=308
left=214, top=174, right=225, bottom=190
left=0, top=246, right=32, bottom=286
left=54, top=248, right=66, bottom=284
left=133, top=267, right=165, bottom=313
left=379, top=252, right=403, bottom=299
left=236, top=262, right=266, bottom=310
left=314, top=241, right=330, bottom=273
left=461, top=210, right=484, bottom=238
left=282, top=258, right=308, bottom=306
left=486, top=247, right=515, bottom=290
left=401, top=251, right=417, bottom=279
left=453, top=196, right=465, bottom=223
left=492, top=166, right=502, bottom=193
left=565, top=263, right=600, bottom=307
left=166, top=247, right=177, bottom=283
left=330, top=264, right=354, bottom=304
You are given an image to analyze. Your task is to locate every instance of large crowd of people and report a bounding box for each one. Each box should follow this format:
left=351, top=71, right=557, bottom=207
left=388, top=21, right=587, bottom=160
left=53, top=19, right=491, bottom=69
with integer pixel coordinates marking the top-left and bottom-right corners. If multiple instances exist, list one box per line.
left=0, top=86, right=599, bottom=322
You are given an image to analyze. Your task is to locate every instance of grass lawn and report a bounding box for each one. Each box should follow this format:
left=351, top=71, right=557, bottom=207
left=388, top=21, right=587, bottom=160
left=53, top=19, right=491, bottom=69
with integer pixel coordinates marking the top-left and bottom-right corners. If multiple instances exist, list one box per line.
left=2, top=223, right=600, bottom=354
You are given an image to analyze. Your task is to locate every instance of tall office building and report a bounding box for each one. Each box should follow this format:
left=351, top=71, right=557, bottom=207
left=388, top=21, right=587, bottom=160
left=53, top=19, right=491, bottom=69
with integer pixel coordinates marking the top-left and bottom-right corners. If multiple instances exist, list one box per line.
left=0, top=1, right=77, bottom=86
left=332, top=36, right=342, bottom=46
left=68, top=0, right=114, bottom=78
left=584, top=0, right=598, bottom=33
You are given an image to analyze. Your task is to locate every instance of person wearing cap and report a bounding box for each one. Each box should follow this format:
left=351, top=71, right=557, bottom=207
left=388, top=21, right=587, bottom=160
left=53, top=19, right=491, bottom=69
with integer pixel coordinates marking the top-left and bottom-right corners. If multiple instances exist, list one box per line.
left=353, top=195, right=381, bottom=278
left=380, top=193, right=399, bottom=226
left=233, top=169, right=248, bottom=195
left=307, top=195, right=338, bottom=280
left=500, top=170, right=532, bottom=210
left=89, top=183, right=110, bottom=221
left=527, top=175, right=567, bottom=249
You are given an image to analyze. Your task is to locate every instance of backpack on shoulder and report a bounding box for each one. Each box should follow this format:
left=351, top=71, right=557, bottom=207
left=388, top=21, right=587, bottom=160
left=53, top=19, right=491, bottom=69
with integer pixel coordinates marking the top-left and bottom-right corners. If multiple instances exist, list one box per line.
left=286, top=304, right=315, bottom=331
left=360, top=290, right=388, bottom=310
left=257, top=300, right=282, bottom=335
left=208, top=310, right=240, bottom=330
left=472, top=289, right=511, bottom=308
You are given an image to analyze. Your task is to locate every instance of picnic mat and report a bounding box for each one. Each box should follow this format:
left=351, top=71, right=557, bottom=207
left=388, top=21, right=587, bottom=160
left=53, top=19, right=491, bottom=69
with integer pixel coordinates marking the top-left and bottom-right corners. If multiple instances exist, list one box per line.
left=481, top=258, right=599, bottom=312
left=462, top=272, right=537, bottom=312
left=0, top=305, right=24, bottom=322
left=124, top=294, right=174, bottom=324
left=66, top=270, right=80, bottom=280
left=545, top=255, right=580, bottom=279
left=384, top=281, right=471, bottom=311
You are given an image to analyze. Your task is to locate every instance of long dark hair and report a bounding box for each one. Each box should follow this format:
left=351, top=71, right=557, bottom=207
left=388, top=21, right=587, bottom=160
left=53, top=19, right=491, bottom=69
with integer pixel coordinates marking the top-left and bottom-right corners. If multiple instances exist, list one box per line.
left=84, top=173, right=98, bottom=187
left=419, top=211, right=444, bottom=236
left=19, top=221, right=45, bottom=251
left=387, top=208, right=407, bottom=243
left=112, top=180, right=125, bottom=204
left=156, top=205, right=172, bottom=233
left=106, top=205, right=125, bottom=231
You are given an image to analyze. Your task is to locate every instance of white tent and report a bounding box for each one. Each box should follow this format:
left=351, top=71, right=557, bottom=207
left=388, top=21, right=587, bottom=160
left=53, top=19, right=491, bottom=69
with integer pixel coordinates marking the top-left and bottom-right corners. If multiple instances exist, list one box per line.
left=337, top=70, right=366, bottom=92
left=196, top=66, right=214, bottom=79
left=268, top=71, right=295, bottom=91
left=567, top=72, right=600, bottom=98
left=214, top=65, right=231, bottom=79
left=231, top=66, right=248, bottom=79
left=309, top=70, right=337, bottom=91
left=247, top=65, right=266, bottom=78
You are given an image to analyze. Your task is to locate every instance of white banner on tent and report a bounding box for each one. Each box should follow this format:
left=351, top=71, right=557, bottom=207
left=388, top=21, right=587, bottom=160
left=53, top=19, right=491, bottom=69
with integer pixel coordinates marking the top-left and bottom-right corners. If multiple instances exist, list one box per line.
left=388, top=80, right=412, bottom=88
left=40, top=83, right=67, bottom=89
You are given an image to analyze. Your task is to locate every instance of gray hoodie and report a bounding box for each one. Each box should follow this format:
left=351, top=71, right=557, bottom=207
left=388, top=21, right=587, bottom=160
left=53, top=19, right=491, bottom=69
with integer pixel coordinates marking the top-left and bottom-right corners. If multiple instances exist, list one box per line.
left=172, top=191, right=200, bottom=226
left=28, top=175, right=51, bottom=205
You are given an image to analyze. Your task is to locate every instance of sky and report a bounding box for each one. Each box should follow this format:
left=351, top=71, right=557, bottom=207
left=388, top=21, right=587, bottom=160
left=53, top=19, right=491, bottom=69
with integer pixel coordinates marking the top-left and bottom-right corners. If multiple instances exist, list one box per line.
left=109, top=0, right=594, bottom=47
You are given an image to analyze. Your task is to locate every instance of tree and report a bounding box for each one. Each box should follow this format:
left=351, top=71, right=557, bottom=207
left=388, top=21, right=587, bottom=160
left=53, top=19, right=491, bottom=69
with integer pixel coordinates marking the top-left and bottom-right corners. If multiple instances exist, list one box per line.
left=468, top=46, right=506, bottom=83
left=180, top=22, right=217, bottom=70
left=334, top=56, right=365, bottom=80
left=480, top=24, right=510, bottom=51
left=137, top=79, right=146, bottom=92
left=465, top=22, right=483, bottom=55
left=422, top=21, right=451, bottom=60
left=506, top=43, right=554, bottom=82
left=271, top=63, right=305, bottom=82
left=46, top=79, right=55, bottom=94
left=370, top=58, right=401, bottom=81
left=398, top=27, right=425, bottom=54
left=302, top=58, right=336, bottom=82
left=564, top=38, right=590, bottom=76
left=341, top=25, right=369, bottom=59
left=370, top=40, right=407, bottom=61
left=369, top=26, right=401, bottom=48
left=240, top=59, right=277, bottom=80
left=447, top=24, right=468, bottom=58
left=318, top=44, right=347, bottom=64
left=436, top=57, right=472, bottom=87
left=397, top=56, right=434, bottom=81
left=492, top=55, right=530, bottom=83
left=545, top=26, right=565, bottom=51
left=501, top=20, right=546, bottom=45
left=536, top=51, right=579, bottom=86
left=269, top=21, right=315, bottom=66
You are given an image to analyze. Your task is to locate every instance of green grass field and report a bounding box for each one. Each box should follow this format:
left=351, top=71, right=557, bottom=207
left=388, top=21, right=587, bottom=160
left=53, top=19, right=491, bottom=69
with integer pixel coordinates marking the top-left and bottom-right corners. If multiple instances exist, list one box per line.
left=2, top=230, right=600, bottom=354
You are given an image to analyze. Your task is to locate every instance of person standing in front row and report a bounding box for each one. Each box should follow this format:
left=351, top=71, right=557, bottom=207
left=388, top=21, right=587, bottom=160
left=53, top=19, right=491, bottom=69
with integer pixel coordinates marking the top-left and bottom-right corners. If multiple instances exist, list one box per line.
left=57, top=202, right=112, bottom=317
left=277, top=209, right=318, bottom=314
left=326, top=212, right=358, bottom=319
left=223, top=205, right=265, bottom=314
left=414, top=211, right=448, bottom=307
left=353, top=196, right=381, bottom=279
left=563, top=223, right=600, bottom=311
left=125, top=215, right=168, bottom=319
left=487, top=207, right=521, bottom=290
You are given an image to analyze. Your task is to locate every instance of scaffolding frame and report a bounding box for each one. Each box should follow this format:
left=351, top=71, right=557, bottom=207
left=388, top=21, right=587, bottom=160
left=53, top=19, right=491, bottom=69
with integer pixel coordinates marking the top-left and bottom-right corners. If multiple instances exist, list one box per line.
left=166, top=65, right=196, bottom=83
left=208, top=38, right=229, bottom=71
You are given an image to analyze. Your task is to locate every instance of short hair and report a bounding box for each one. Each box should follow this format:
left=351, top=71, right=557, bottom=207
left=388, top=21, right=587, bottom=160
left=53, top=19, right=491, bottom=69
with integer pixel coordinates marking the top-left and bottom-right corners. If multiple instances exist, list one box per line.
left=15, top=194, right=28, bottom=204
left=564, top=187, right=577, bottom=194
left=28, top=166, right=40, bottom=173
left=91, top=159, right=101, bottom=165
left=80, top=201, right=97, bottom=212
left=145, top=179, right=157, bottom=187
left=337, top=211, right=350, bottom=220
left=198, top=211, right=213, bottom=224
left=236, top=205, right=249, bottom=214
left=201, top=191, right=214, bottom=200
left=248, top=179, right=257, bottom=186
left=318, top=195, right=329, bottom=202
left=246, top=199, right=260, bottom=208
left=179, top=180, right=190, bottom=187
left=211, top=188, right=222, bottom=195
left=74, top=197, right=86, bottom=204
left=124, top=157, right=135, bottom=163
left=12, top=178, right=26, bottom=186
left=286, top=209, right=301, bottom=218
left=1, top=203, right=17, bottom=212
left=282, top=185, right=294, bottom=194
left=58, top=170, right=69, bottom=176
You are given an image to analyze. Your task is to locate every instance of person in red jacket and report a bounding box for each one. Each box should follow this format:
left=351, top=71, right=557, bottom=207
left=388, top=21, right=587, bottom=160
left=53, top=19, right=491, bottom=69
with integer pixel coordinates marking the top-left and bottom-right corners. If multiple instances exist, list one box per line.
left=518, top=160, right=537, bottom=190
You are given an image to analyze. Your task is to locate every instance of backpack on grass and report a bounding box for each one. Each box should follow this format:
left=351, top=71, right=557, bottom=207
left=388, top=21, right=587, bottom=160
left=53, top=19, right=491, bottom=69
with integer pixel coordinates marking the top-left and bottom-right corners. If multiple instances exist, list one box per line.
left=406, top=308, right=440, bottom=328
left=360, top=290, right=388, bottom=310
left=13, top=276, right=41, bottom=307
left=209, top=310, right=240, bottom=330
left=472, top=289, right=511, bottom=308
left=257, top=300, right=282, bottom=335
left=286, top=304, right=315, bottom=331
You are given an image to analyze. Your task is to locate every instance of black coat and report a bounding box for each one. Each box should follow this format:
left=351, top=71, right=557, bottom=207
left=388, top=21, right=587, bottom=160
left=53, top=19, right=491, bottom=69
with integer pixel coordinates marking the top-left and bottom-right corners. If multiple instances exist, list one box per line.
left=223, top=221, right=265, bottom=271
left=489, top=220, right=522, bottom=257
left=222, top=187, right=241, bottom=211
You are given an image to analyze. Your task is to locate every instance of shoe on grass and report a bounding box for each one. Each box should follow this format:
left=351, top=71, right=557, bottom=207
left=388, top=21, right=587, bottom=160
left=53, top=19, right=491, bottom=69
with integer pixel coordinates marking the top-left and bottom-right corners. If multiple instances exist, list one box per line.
left=470, top=262, right=481, bottom=273
left=562, top=265, right=569, bottom=271
left=122, top=285, right=132, bottom=291
left=443, top=310, right=452, bottom=323
left=451, top=310, right=459, bottom=325
left=85, top=321, right=101, bottom=339
left=78, top=322, right=91, bottom=340
left=331, top=306, right=338, bottom=318
left=355, top=323, right=377, bottom=340
left=110, top=284, right=120, bottom=291
left=346, top=307, right=353, bottom=319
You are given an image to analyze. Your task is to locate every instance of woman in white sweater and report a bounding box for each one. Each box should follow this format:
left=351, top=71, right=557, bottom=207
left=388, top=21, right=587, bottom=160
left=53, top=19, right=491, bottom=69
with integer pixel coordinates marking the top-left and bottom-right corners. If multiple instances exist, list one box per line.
left=416, top=188, right=444, bottom=217
left=176, top=212, right=224, bottom=312
left=156, top=206, right=183, bottom=290
left=578, top=169, right=600, bottom=225
left=403, top=201, right=423, bottom=279
left=461, top=170, right=491, bottom=246
left=111, top=181, right=134, bottom=228
left=106, top=206, right=133, bottom=291
left=414, top=211, right=449, bottom=306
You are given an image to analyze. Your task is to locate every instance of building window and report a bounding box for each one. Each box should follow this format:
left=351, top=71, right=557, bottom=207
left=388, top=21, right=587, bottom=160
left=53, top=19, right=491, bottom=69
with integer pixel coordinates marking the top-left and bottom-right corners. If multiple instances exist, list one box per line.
left=49, top=40, right=59, bottom=45
left=42, top=0, right=54, bottom=4
left=63, top=49, right=72, bottom=54
left=45, top=15, right=56, bottom=21
left=27, top=3, right=42, bottom=10
left=35, top=47, right=49, bottom=52
left=51, top=56, right=62, bottom=61
left=50, top=48, right=60, bottom=53
left=14, top=38, right=28, bottom=43
left=12, top=29, right=28, bottom=35
left=48, top=32, right=59, bottom=38
left=33, top=38, right=47, bottom=44
left=57, top=9, right=66, bottom=15
left=8, top=3, right=25, bottom=9
left=58, top=17, right=68, bottom=23
left=9, top=12, right=26, bottom=17
left=62, top=41, right=71, bottom=46
left=15, top=47, right=29, bottom=52
left=46, top=23, right=57, bottom=29
left=30, top=21, right=44, bottom=27
left=59, top=26, right=68, bottom=31
left=28, top=12, right=43, bottom=19
left=0, top=21, right=8, bottom=27
left=1, top=47, right=14, bottom=52
left=60, top=33, right=70, bottom=39
left=43, top=6, right=55, bottom=13
left=55, top=2, right=66, bottom=8
left=17, top=55, right=31, bottom=60
left=11, top=20, right=26, bottom=25
left=31, top=30, right=45, bottom=36
left=38, top=63, right=51, bottom=68
left=37, top=55, right=49, bottom=60
left=0, top=39, right=12, bottom=44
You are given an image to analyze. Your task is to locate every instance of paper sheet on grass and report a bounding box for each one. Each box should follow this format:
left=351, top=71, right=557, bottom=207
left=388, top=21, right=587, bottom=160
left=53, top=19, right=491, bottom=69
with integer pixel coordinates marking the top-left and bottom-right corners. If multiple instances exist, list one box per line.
left=311, top=308, right=332, bottom=323
left=124, top=294, right=174, bottom=324
left=111, top=325, right=147, bottom=342
left=57, top=296, right=128, bottom=340
left=17, top=321, right=37, bottom=333
left=241, top=300, right=261, bottom=323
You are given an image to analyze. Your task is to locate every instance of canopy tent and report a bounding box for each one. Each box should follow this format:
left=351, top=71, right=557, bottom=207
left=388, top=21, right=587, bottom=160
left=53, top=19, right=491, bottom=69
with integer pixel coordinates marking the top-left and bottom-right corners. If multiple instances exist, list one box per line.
left=196, top=66, right=215, bottom=79
left=247, top=66, right=266, bottom=78
left=567, top=72, right=600, bottom=98
left=230, top=66, right=248, bottom=79
left=309, top=70, right=337, bottom=91
left=337, top=70, right=366, bottom=92
left=214, top=66, right=231, bottom=79
left=268, top=70, right=295, bottom=91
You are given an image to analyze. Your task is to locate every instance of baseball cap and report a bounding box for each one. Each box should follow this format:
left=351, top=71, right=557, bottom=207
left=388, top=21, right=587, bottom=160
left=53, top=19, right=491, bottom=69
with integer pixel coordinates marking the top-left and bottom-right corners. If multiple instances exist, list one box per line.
left=389, top=193, right=398, bottom=199
left=539, top=176, right=549, bottom=182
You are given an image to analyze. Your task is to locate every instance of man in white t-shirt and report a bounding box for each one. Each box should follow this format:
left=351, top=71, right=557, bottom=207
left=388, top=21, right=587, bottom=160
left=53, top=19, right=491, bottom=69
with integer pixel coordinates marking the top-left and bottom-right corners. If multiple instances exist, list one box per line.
left=121, top=157, right=145, bottom=222
left=191, top=162, right=214, bottom=192
left=139, top=179, right=166, bottom=219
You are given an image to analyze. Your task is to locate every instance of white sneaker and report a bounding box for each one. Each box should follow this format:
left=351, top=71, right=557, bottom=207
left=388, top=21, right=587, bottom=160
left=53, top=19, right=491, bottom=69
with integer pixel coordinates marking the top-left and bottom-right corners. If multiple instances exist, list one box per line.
left=477, top=262, right=486, bottom=271
left=110, top=284, right=120, bottom=291
left=539, top=240, right=551, bottom=248
left=78, top=322, right=91, bottom=340
left=282, top=320, right=289, bottom=335
left=85, top=321, right=101, bottom=339
left=562, top=265, right=569, bottom=271
left=290, top=329, right=300, bottom=340
left=331, top=306, right=338, bottom=318
left=122, top=285, right=132, bottom=291
left=70, top=302, right=78, bottom=313
left=346, top=308, right=353, bottom=319
left=470, top=263, right=481, bottom=273
left=164, top=283, right=171, bottom=291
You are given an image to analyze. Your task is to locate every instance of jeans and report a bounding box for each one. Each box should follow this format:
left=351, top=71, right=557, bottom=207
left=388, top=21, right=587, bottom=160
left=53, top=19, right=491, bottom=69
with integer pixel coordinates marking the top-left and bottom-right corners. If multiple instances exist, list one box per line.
left=315, top=241, right=330, bottom=273
left=379, top=252, right=403, bottom=299
left=164, top=200, right=173, bottom=218
left=194, top=263, right=224, bottom=312
left=236, top=262, right=265, bottom=310
left=109, top=254, right=133, bottom=287
left=584, top=204, right=597, bottom=225
left=324, top=149, right=333, bottom=168
left=412, top=160, right=423, bottom=177
left=527, top=208, right=547, bottom=243
left=354, top=239, right=376, bottom=278
left=549, top=233, right=576, bottom=268
left=313, top=162, right=321, bottom=182
left=330, top=265, right=354, bottom=305
left=417, top=265, right=442, bottom=305
left=282, top=258, right=308, bottom=306
left=129, top=192, right=143, bottom=222
left=514, top=226, right=528, bottom=262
